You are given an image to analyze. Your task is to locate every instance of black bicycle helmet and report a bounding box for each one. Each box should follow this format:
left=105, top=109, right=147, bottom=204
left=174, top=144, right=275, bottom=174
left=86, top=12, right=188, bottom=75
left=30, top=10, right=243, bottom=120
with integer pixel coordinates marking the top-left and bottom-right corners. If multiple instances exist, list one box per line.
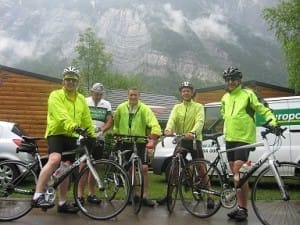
left=179, top=81, right=194, bottom=91
left=223, top=66, right=242, bottom=80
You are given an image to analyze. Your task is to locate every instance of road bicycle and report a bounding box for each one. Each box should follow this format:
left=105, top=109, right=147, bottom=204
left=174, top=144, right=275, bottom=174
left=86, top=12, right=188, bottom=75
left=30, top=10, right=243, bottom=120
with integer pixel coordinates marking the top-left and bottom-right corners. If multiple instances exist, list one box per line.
left=163, top=134, right=214, bottom=213
left=111, top=134, right=149, bottom=214
left=0, top=131, right=131, bottom=221
left=187, top=120, right=300, bottom=225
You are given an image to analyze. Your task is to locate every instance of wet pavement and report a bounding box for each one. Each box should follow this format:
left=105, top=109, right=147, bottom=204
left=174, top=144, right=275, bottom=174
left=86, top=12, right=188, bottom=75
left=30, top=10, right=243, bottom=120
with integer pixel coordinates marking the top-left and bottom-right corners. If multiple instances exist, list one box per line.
left=0, top=201, right=262, bottom=225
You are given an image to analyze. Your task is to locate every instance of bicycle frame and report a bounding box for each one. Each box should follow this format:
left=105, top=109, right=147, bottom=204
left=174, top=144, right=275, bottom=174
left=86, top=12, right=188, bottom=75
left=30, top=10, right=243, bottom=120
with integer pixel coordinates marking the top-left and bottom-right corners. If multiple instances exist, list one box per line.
left=112, top=134, right=147, bottom=214
left=215, top=131, right=287, bottom=196
left=51, top=145, right=103, bottom=191
left=204, top=124, right=291, bottom=205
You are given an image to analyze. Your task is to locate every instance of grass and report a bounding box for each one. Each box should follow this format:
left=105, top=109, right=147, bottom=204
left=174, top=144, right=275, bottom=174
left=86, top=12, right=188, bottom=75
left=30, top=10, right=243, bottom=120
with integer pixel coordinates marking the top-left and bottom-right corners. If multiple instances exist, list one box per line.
left=66, top=172, right=300, bottom=201
left=147, top=173, right=300, bottom=200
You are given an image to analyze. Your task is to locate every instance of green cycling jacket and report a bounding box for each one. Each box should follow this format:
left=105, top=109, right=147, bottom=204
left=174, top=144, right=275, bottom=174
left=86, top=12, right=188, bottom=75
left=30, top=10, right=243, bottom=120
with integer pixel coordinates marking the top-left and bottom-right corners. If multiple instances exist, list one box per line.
left=165, top=100, right=204, bottom=141
left=113, top=100, right=162, bottom=141
left=45, top=88, right=95, bottom=138
left=221, top=85, right=277, bottom=144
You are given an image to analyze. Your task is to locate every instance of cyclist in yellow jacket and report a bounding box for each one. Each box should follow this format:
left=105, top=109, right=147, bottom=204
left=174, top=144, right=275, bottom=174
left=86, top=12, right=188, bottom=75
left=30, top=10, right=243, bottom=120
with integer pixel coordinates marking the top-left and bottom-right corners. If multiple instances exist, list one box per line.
left=157, top=81, right=214, bottom=209
left=32, top=66, right=95, bottom=213
left=113, top=87, right=161, bottom=207
left=221, top=67, right=277, bottom=221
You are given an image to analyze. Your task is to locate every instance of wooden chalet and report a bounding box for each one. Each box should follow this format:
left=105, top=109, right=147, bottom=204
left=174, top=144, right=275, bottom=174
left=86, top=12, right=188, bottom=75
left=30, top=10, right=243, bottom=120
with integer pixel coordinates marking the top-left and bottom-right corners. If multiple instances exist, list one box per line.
left=0, top=64, right=297, bottom=155
left=0, top=65, right=61, bottom=154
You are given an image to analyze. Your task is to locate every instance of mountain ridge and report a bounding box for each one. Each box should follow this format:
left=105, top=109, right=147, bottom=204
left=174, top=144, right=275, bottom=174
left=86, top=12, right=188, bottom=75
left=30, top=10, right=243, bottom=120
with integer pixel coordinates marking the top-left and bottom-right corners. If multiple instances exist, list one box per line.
left=0, top=0, right=287, bottom=88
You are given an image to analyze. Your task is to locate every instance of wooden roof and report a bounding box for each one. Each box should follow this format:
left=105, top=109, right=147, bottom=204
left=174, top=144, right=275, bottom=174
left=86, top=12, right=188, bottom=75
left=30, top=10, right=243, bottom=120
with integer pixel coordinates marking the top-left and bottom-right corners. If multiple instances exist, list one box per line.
left=105, top=89, right=179, bottom=122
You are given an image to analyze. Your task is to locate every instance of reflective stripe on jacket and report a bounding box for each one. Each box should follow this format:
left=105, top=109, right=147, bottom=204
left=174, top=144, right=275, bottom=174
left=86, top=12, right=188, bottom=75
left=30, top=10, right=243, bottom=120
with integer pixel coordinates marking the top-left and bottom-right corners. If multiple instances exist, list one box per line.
left=45, top=88, right=95, bottom=138
left=165, top=100, right=204, bottom=141
left=221, top=85, right=277, bottom=143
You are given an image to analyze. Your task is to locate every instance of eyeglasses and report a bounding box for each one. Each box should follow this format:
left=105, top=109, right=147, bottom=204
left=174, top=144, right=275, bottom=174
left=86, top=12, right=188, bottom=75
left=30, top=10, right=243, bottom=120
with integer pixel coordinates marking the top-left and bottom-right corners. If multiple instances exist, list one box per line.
left=64, top=78, right=78, bottom=82
left=225, top=77, right=240, bottom=82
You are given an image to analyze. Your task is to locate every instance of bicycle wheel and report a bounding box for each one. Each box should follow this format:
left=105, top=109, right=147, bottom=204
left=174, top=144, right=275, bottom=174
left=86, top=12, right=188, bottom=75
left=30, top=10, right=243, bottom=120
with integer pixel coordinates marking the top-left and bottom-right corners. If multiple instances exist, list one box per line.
left=167, top=157, right=180, bottom=213
left=252, top=161, right=300, bottom=225
left=0, top=160, right=38, bottom=221
left=73, top=159, right=130, bottom=220
left=131, top=158, right=144, bottom=214
left=180, top=159, right=222, bottom=218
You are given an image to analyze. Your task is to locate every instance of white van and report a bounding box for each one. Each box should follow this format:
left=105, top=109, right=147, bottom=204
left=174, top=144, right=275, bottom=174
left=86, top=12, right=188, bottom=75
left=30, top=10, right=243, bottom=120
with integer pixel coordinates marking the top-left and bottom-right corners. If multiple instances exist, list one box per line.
left=151, top=96, right=300, bottom=180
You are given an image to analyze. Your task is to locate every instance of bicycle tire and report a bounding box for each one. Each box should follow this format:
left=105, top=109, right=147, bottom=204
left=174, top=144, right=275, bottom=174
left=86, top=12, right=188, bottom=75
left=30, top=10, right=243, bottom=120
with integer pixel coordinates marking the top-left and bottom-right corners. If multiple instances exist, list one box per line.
left=252, top=161, right=300, bottom=225
left=167, top=157, right=180, bottom=213
left=180, top=159, right=222, bottom=218
left=73, top=159, right=130, bottom=220
left=0, top=160, right=38, bottom=221
left=131, top=158, right=144, bottom=214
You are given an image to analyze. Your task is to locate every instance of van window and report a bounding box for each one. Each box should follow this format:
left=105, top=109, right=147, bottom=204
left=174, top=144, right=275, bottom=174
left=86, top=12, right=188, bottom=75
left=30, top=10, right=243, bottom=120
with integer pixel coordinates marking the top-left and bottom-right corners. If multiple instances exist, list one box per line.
left=204, top=105, right=223, bottom=134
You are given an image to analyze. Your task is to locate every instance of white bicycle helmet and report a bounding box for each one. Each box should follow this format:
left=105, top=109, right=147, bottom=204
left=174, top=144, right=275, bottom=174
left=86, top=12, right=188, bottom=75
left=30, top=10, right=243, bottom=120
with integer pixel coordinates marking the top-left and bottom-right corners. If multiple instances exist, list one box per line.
left=62, top=66, right=80, bottom=79
left=91, top=83, right=104, bottom=93
left=179, top=81, right=194, bottom=91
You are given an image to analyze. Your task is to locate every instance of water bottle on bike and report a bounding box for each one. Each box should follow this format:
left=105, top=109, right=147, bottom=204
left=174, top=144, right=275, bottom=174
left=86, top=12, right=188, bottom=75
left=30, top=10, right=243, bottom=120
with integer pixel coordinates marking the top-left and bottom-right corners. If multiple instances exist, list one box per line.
left=53, top=162, right=69, bottom=178
left=238, top=160, right=252, bottom=180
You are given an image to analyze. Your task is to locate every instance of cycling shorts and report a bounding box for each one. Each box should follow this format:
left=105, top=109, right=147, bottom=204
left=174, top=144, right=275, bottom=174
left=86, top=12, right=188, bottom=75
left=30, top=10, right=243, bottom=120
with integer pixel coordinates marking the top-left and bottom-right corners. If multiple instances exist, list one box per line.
left=47, top=135, right=78, bottom=162
left=226, top=141, right=251, bottom=162
left=174, top=139, right=204, bottom=159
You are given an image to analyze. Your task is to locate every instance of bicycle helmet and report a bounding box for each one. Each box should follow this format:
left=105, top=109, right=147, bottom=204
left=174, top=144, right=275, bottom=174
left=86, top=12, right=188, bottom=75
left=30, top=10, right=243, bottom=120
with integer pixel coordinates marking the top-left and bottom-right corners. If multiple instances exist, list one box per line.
left=62, top=66, right=80, bottom=80
left=91, top=83, right=104, bottom=93
left=223, top=66, right=242, bottom=80
left=179, top=81, right=194, bottom=91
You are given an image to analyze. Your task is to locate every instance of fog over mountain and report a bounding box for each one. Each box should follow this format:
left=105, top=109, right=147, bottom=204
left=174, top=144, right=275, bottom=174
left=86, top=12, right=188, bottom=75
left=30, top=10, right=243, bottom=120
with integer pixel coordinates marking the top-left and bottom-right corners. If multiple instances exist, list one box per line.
left=0, top=0, right=287, bottom=87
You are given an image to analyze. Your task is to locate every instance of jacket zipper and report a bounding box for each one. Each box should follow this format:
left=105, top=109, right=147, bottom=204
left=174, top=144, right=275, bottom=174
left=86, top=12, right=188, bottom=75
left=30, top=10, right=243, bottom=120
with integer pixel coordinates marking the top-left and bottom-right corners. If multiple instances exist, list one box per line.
left=231, top=101, right=235, bottom=116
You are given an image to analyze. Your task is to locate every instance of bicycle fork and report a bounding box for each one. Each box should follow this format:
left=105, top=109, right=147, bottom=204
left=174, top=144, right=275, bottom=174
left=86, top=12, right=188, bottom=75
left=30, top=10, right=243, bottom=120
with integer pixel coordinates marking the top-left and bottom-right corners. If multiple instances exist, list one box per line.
left=86, top=159, right=104, bottom=191
left=269, top=160, right=290, bottom=201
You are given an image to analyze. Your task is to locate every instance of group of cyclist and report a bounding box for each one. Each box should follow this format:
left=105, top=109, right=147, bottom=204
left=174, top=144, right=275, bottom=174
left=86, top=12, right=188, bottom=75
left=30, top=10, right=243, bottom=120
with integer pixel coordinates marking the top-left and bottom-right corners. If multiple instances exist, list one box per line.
left=31, top=65, right=278, bottom=222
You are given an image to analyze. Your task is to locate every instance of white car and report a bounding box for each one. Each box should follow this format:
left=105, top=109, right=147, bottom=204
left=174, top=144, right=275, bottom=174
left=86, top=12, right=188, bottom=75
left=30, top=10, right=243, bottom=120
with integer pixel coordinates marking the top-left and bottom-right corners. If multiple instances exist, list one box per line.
left=0, top=121, right=35, bottom=163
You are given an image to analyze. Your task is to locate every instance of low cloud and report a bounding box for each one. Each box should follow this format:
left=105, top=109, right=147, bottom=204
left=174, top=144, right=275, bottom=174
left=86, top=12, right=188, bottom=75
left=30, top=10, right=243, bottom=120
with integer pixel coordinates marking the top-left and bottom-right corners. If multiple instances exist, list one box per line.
left=162, top=3, right=186, bottom=34
left=189, top=13, right=238, bottom=44
left=162, top=3, right=238, bottom=44
left=0, top=32, right=35, bottom=62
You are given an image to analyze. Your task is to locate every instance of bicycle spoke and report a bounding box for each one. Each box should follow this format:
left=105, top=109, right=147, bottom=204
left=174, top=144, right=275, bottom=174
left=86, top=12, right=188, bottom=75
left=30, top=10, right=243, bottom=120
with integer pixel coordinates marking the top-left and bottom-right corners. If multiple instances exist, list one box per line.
left=180, top=160, right=222, bottom=218
left=167, top=158, right=179, bottom=213
left=252, top=162, right=300, bottom=225
left=74, top=159, right=130, bottom=220
left=131, top=159, right=144, bottom=214
left=0, top=161, right=37, bottom=221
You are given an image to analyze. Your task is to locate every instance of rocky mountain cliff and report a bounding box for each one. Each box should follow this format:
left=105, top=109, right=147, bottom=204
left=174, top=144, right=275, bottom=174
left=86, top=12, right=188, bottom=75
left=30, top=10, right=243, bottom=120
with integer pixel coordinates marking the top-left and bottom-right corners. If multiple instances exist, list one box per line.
left=0, top=0, right=287, bottom=87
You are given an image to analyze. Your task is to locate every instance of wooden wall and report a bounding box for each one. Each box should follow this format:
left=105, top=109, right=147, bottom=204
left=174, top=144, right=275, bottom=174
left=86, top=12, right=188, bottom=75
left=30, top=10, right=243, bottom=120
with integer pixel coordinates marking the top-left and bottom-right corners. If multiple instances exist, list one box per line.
left=1, top=66, right=296, bottom=156
left=0, top=68, right=60, bottom=154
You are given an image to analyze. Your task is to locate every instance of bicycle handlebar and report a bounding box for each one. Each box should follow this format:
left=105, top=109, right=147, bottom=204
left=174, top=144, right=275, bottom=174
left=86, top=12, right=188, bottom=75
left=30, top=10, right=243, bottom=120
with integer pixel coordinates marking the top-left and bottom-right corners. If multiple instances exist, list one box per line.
left=161, top=134, right=193, bottom=147
left=74, top=127, right=91, bottom=138
left=261, top=119, right=286, bottom=138
left=113, top=134, right=148, bottom=142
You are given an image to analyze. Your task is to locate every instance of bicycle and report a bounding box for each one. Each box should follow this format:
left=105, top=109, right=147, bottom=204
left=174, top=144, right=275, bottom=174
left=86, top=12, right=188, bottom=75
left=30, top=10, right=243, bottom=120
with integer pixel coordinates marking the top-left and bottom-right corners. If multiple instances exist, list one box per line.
left=163, top=134, right=213, bottom=214
left=0, top=131, right=131, bottom=221
left=187, top=120, right=300, bottom=225
left=111, top=134, right=149, bottom=214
